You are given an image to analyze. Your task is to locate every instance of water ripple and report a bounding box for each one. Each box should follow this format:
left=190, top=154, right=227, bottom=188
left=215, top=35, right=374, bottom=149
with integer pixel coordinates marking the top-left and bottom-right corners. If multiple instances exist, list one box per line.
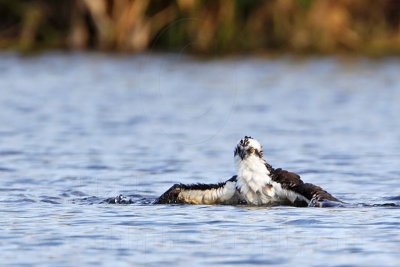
left=1, top=53, right=400, bottom=267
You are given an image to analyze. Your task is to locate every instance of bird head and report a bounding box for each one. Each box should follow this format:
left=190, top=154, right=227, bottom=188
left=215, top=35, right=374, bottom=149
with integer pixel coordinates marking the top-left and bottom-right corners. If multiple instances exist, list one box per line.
left=234, top=136, right=263, bottom=161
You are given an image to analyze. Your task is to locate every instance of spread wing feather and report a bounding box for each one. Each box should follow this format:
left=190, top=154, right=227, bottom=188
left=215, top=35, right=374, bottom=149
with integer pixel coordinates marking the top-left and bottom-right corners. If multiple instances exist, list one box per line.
left=155, top=176, right=239, bottom=204
left=270, top=167, right=339, bottom=202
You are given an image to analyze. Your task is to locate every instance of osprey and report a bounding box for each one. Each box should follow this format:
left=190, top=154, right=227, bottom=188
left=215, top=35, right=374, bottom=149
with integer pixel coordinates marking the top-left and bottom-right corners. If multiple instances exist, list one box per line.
left=155, top=136, right=340, bottom=207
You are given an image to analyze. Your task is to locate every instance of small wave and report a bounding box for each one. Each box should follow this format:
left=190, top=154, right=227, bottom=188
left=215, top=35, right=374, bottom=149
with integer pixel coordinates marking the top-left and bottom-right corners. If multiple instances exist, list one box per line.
left=70, top=194, right=154, bottom=205
left=357, top=202, right=399, bottom=208
left=41, top=199, right=61, bottom=204
left=60, top=190, right=87, bottom=198
left=0, top=150, right=23, bottom=156
left=103, top=195, right=135, bottom=204
left=384, top=196, right=400, bottom=201
left=0, top=167, right=16, bottom=172
left=85, top=165, right=111, bottom=170
left=102, top=194, right=154, bottom=205
left=0, top=198, right=36, bottom=204
left=72, top=196, right=104, bottom=205
left=284, top=219, right=322, bottom=225
left=40, top=196, right=62, bottom=204
left=0, top=187, right=26, bottom=192
left=71, top=194, right=400, bottom=208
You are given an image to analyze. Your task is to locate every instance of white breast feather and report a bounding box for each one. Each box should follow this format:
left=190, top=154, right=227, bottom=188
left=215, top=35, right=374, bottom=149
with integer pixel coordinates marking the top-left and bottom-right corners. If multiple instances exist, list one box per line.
left=236, top=154, right=309, bottom=205
left=236, top=154, right=272, bottom=205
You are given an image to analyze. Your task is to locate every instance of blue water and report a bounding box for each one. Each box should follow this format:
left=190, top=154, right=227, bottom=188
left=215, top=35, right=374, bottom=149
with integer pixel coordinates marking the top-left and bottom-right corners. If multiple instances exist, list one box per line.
left=0, top=52, right=400, bottom=266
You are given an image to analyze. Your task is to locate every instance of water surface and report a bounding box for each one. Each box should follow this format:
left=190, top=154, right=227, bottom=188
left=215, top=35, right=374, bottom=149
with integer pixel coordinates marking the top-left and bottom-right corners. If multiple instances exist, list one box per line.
left=0, top=53, right=400, bottom=266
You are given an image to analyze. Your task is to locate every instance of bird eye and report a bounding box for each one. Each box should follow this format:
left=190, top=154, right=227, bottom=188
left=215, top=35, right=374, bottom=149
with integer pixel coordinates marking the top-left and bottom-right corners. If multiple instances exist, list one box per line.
left=249, top=147, right=255, bottom=154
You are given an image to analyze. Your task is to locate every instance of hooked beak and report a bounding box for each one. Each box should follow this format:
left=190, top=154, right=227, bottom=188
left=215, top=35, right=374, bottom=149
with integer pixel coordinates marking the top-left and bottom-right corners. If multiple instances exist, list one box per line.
left=234, top=146, right=245, bottom=160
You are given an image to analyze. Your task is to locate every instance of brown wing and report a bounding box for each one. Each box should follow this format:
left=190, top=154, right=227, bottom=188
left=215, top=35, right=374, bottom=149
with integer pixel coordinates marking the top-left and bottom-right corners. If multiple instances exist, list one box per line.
left=270, top=168, right=304, bottom=188
left=154, top=183, right=186, bottom=204
left=292, top=183, right=340, bottom=202
left=270, top=167, right=339, bottom=202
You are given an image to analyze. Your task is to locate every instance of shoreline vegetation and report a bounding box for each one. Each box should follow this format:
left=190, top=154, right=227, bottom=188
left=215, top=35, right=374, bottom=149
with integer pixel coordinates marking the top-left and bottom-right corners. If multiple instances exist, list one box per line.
left=1, top=0, right=400, bottom=56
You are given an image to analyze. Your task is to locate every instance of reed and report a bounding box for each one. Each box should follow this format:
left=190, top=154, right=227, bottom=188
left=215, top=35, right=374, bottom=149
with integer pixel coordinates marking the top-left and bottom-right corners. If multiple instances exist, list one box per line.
left=0, top=0, right=399, bottom=55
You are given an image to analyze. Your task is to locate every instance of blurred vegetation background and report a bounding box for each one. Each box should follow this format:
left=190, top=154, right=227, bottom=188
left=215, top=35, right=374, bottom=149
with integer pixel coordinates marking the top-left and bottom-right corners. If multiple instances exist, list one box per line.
left=0, top=0, right=400, bottom=55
